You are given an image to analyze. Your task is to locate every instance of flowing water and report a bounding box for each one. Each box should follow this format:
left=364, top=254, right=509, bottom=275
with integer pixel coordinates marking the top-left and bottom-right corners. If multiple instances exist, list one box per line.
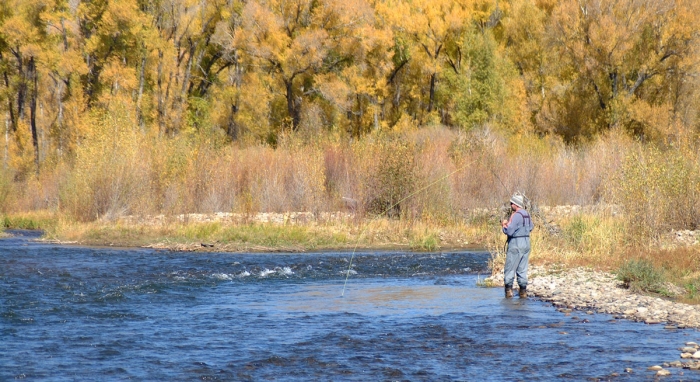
left=1, top=230, right=698, bottom=381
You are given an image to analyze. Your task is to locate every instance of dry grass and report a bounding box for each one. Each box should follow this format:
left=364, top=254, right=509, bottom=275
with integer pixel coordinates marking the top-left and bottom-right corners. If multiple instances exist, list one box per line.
left=38, top=213, right=482, bottom=253
left=16, top=125, right=633, bottom=224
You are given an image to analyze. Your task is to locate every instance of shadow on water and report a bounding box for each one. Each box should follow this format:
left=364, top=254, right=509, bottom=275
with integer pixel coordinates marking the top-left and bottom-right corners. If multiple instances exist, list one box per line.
left=1, top=231, right=698, bottom=381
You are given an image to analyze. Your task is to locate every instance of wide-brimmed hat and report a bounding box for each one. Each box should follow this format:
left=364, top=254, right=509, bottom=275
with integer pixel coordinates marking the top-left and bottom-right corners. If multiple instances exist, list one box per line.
left=510, top=194, right=524, bottom=209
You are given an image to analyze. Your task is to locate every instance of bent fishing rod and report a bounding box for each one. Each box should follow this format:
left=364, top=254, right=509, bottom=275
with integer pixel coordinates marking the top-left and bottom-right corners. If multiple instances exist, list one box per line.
left=339, top=146, right=545, bottom=296
left=341, top=159, right=479, bottom=297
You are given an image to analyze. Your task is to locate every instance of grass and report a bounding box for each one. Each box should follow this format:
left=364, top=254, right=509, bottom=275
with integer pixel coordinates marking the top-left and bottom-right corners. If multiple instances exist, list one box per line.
left=35, top=214, right=480, bottom=252
left=410, top=232, right=440, bottom=251
left=1, top=211, right=60, bottom=231
left=616, top=259, right=665, bottom=294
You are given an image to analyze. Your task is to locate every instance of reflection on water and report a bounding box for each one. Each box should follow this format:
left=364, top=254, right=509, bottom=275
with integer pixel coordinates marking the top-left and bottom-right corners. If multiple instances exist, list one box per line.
left=1, top=230, right=698, bottom=381
left=283, top=282, right=499, bottom=316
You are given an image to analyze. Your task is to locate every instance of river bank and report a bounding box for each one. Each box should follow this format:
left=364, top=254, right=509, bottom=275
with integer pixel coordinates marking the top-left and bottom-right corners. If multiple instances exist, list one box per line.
left=485, top=266, right=700, bottom=329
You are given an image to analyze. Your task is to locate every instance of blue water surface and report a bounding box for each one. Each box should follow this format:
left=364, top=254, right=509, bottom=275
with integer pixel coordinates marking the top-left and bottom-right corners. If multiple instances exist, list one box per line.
left=1, top=230, right=698, bottom=381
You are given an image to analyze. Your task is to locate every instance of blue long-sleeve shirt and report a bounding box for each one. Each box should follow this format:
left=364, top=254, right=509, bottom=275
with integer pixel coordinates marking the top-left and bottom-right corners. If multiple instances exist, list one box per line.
left=503, top=210, right=534, bottom=238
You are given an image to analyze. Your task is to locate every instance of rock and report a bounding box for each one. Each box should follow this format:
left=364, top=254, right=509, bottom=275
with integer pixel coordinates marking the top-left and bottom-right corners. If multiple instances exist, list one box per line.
left=686, top=342, right=699, bottom=347
left=656, top=369, right=671, bottom=376
left=692, top=351, right=700, bottom=359
left=518, top=266, right=700, bottom=330
left=681, top=347, right=697, bottom=353
left=681, top=353, right=693, bottom=359
left=648, top=365, right=663, bottom=371
left=624, top=368, right=633, bottom=373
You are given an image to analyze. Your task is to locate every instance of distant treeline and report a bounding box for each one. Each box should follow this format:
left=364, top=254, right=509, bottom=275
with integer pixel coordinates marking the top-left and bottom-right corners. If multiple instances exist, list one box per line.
left=1, top=0, right=700, bottom=176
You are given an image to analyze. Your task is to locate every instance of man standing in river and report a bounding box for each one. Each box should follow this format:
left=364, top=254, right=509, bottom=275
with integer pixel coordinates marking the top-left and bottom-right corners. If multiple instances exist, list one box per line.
left=501, top=194, right=535, bottom=298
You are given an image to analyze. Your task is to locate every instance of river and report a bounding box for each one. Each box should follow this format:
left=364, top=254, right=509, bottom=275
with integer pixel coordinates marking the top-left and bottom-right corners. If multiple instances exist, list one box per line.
left=1, top=230, right=697, bottom=381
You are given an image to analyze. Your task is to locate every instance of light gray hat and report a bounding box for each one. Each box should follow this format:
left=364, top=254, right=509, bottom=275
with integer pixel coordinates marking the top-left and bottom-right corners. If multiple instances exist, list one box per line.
left=510, top=194, right=525, bottom=209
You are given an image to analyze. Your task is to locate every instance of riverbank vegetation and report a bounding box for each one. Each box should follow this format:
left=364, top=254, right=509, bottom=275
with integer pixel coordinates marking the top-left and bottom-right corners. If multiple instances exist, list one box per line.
left=1, top=0, right=700, bottom=302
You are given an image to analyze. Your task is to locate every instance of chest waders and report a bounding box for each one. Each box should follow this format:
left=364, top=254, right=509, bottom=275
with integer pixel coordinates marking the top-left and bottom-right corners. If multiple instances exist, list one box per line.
left=504, top=210, right=531, bottom=298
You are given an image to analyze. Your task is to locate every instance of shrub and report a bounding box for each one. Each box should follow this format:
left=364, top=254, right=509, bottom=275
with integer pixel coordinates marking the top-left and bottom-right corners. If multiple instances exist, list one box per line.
left=59, top=106, right=153, bottom=221
left=0, top=168, right=12, bottom=212
left=357, top=135, right=417, bottom=217
left=410, top=232, right=440, bottom=251
left=606, top=146, right=700, bottom=242
left=616, top=259, right=665, bottom=294
left=685, top=278, right=700, bottom=300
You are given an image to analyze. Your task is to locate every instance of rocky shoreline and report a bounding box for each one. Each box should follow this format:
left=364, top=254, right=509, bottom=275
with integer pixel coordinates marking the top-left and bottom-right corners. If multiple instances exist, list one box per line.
left=486, top=266, right=700, bottom=376
left=521, top=267, right=700, bottom=329
left=486, top=266, right=700, bottom=328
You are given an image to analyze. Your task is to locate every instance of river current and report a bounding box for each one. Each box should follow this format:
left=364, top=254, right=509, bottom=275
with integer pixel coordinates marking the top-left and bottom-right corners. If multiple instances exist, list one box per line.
left=1, top=230, right=698, bottom=381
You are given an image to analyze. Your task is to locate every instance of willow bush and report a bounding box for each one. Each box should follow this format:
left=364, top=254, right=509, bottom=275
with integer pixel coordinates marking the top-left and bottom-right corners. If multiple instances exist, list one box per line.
left=606, top=145, right=700, bottom=243
left=355, top=134, right=418, bottom=217
left=59, top=107, right=155, bottom=221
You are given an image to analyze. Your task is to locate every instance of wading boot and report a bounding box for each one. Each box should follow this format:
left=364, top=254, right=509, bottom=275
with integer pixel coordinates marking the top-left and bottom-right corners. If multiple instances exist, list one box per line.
left=519, top=286, right=527, bottom=298
left=505, top=286, right=513, bottom=298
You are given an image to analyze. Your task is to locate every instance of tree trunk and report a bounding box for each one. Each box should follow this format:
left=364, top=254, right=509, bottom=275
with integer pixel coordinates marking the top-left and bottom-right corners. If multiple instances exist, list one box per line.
left=428, top=72, right=436, bottom=113
left=53, top=76, right=65, bottom=158
left=4, top=113, right=8, bottom=169
left=28, top=56, right=39, bottom=172
left=157, top=49, right=166, bottom=135
left=285, top=78, right=301, bottom=130
left=14, top=50, right=26, bottom=121
left=1, top=51, right=16, bottom=132
left=227, top=104, right=239, bottom=140
left=136, top=55, right=146, bottom=131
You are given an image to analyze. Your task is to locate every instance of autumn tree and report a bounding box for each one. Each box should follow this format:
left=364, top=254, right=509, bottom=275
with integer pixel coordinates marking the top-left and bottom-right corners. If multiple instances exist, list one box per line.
left=378, top=0, right=471, bottom=123
left=544, top=0, right=700, bottom=142
left=235, top=0, right=378, bottom=134
left=0, top=0, right=57, bottom=171
left=236, top=0, right=332, bottom=132
left=439, top=26, right=526, bottom=132
left=313, top=0, right=390, bottom=136
left=500, top=0, right=554, bottom=134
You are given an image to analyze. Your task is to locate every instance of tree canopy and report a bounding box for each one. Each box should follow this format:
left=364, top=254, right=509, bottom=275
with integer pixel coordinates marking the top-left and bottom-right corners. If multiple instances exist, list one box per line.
left=1, top=0, right=700, bottom=175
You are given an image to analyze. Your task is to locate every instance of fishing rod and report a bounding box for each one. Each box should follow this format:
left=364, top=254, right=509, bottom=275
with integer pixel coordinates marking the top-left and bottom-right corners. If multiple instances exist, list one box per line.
left=341, top=160, right=475, bottom=297
left=478, top=150, right=518, bottom=256
left=481, top=148, right=558, bottom=247
left=339, top=141, right=554, bottom=297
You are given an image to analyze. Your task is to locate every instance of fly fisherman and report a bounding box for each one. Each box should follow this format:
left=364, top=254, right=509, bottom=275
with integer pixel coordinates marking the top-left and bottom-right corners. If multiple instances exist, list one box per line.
left=501, top=194, right=535, bottom=298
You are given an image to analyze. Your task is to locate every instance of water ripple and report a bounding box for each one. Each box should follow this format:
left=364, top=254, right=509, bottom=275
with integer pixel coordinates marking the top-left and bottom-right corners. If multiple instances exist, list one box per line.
left=0, top=232, right=698, bottom=381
